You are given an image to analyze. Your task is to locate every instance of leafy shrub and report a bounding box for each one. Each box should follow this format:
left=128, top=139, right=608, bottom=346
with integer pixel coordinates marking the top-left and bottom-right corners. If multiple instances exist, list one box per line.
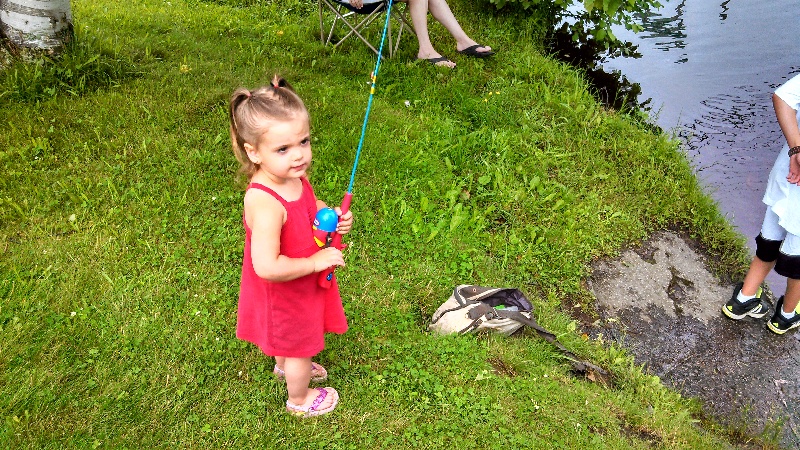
left=487, top=0, right=662, bottom=58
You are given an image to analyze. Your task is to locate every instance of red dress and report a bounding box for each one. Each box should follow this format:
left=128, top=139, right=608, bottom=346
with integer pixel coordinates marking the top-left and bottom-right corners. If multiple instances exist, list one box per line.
left=236, top=177, right=348, bottom=358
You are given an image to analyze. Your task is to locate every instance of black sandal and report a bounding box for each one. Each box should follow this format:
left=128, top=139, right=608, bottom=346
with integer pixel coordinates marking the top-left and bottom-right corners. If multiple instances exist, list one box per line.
left=418, top=56, right=456, bottom=68
left=457, top=44, right=495, bottom=58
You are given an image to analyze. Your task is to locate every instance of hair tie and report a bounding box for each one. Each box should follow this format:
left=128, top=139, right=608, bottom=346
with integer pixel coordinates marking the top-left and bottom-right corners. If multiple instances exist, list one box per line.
left=245, top=90, right=252, bottom=98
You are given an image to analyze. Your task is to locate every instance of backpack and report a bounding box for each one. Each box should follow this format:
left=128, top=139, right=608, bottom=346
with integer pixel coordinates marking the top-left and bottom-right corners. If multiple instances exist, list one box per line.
left=429, top=285, right=535, bottom=335
left=429, top=285, right=612, bottom=385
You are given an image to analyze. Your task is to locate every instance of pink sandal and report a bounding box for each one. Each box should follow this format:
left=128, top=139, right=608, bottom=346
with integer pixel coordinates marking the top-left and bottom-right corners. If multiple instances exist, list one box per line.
left=273, top=362, right=328, bottom=383
left=286, top=387, right=339, bottom=418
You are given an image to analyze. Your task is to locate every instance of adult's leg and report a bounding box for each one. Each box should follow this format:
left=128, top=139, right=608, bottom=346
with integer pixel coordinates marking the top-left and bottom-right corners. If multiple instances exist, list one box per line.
left=407, top=0, right=453, bottom=64
left=426, top=0, right=491, bottom=53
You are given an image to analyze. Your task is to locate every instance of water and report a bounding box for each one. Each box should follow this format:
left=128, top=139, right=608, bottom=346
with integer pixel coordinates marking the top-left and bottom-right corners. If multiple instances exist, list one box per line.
left=599, top=0, right=800, bottom=297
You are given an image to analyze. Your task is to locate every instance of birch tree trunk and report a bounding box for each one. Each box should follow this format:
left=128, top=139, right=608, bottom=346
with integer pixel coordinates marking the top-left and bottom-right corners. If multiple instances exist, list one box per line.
left=0, top=0, right=73, bottom=53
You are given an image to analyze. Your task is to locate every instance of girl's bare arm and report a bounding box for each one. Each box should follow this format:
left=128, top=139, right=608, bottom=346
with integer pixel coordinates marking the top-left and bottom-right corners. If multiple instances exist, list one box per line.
left=248, top=194, right=344, bottom=281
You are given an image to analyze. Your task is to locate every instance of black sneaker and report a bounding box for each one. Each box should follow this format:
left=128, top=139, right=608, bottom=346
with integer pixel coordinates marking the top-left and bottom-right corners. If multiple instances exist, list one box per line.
left=721, top=282, right=770, bottom=320
left=767, top=296, right=800, bottom=335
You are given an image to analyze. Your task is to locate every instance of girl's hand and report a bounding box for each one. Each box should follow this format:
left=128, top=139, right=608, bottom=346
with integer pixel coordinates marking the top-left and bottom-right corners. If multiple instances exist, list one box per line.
left=349, top=0, right=364, bottom=8
left=335, top=208, right=354, bottom=234
left=310, top=247, right=345, bottom=272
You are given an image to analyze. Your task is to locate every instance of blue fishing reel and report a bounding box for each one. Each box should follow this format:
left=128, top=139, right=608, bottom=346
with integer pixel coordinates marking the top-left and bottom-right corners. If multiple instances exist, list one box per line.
left=313, top=207, right=338, bottom=248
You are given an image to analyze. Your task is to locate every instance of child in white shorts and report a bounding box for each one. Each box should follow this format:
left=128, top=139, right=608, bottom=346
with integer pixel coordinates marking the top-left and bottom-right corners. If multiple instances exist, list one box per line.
left=722, top=72, right=800, bottom=335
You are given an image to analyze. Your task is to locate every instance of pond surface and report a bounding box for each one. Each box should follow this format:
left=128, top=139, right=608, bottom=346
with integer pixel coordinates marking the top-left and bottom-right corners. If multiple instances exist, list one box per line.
left=600, top=0, right=800, bottom=296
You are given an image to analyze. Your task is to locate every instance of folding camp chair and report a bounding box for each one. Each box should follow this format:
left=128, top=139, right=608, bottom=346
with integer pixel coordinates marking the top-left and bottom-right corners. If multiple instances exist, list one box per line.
left=318, top=0, right=415, bottom=58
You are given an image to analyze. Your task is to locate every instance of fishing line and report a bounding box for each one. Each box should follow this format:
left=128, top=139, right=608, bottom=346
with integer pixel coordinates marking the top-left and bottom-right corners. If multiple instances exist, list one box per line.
left=347, top=0, right=393, bottom=194
left=318, top=0, right=394, bottom=287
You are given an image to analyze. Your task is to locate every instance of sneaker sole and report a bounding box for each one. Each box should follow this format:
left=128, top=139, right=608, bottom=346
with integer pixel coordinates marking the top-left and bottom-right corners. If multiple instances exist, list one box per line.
left=721, top=304, right=769, bottom=320
left=767, top=320, right=800, bottom=335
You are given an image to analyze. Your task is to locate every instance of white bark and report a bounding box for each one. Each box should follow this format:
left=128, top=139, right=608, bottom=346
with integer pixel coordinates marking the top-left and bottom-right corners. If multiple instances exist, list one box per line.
left=0, top=0, right=73, bottom=51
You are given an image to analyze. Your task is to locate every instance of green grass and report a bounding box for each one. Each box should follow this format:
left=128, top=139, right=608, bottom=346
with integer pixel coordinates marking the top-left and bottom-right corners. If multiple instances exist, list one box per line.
left=0, top=0, right=763, bottom=448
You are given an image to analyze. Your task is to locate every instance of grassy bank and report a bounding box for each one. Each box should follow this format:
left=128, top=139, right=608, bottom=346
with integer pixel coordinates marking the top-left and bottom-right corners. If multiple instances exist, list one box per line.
left=1, top=0, right=756, bottom=448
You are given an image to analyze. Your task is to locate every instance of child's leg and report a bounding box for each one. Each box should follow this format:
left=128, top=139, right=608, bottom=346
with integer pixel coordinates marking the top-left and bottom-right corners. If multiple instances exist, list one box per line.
left=284, top=357, right=336, bottom=409
left=741, top=256, right=776, bottom=296
left=745, top=208, right=785, bottom=294
left=273, top=357, right=328, bottom=382
left=284, top=357, right=313, bottom=405
left=722, top=210, right=783, bottom=320
left=783, top=278, right=800, bottom=313
left=767, top=231, right=800, bottom=333
left=767, top=276, right=800, bottom=334
left=776, top=232, right=800, bottom=314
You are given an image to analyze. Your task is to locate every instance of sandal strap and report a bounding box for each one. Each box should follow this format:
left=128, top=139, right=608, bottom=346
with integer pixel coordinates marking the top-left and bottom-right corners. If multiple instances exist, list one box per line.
left=286, top=387, right=328, bottom=412
left=308, top=388, right=327, bottom=410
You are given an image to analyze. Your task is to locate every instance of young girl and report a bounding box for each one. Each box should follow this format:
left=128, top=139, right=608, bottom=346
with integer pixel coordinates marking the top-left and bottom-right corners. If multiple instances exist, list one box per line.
left=229, top=75, right=353, bottom=417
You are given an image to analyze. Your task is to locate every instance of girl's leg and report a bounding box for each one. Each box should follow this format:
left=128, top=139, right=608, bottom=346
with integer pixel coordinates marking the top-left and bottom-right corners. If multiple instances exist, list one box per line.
left=274, top=357, right=327, bottom=381
left=425, top=0, right=491, bottom=53
left=284, top=357, right=336, bottom=409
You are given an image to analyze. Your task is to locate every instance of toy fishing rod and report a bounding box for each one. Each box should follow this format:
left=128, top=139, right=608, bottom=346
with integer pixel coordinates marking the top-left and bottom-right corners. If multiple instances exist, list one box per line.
left=314, top=0, right=394, bottom=288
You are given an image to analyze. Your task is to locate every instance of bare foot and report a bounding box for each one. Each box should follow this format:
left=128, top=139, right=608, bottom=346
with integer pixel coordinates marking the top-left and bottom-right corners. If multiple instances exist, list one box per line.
left=417, top=52, right=456, bottom=68
left=459, top=45, right=491, bottom=53
left=456, top=40, right=493, bottom=56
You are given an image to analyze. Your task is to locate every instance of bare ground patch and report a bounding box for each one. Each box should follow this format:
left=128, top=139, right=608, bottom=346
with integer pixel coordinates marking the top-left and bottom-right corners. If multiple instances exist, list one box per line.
left=580, top=231, right=800, bottom=448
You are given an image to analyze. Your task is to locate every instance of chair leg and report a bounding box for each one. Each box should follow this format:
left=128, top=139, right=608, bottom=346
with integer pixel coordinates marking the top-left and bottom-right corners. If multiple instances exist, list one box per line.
left=319, top=0, right=325, bottom=43
left=318, top=0, right=413, bottom=58
left=391, top=4, right=415, bottom=57
left=387, top=13, right=394, bottom=57
left=323, top=2, right=360, bottom=47
left=331, top=4, right=383, bottom=55
left=328, top=11, right=343, bottom=45
left=394, top=4, right=415, bottom=38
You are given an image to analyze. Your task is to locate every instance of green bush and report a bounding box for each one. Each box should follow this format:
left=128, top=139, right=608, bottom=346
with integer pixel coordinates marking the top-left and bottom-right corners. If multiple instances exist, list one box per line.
left=487, top=0, right=662, bottom=57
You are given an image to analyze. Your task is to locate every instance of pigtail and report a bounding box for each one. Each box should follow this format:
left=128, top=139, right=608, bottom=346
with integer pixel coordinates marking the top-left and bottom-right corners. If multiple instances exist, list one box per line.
left=229, top=88, right=256, bottom=180
left=266, top=76, right=308, bottom=127
left=271, top=75, right=291, bottom=90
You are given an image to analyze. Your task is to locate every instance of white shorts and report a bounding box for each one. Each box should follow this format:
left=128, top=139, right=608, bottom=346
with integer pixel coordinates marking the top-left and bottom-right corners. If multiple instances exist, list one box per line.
left=761, top=208, right=800, bottom=257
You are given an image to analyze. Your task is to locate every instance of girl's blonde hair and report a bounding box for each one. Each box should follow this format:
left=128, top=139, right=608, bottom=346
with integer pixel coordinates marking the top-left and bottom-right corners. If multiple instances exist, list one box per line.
left=229, top=75, right=309, bottom=180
